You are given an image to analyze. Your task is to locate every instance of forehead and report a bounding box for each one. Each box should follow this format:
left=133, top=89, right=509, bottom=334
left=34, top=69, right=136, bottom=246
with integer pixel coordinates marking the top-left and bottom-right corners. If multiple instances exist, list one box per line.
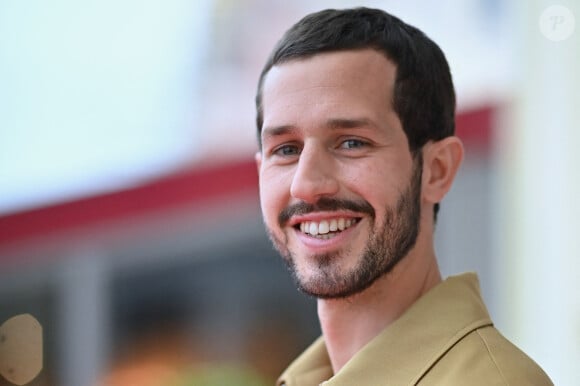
left=260, top=49, right=398, bottom=132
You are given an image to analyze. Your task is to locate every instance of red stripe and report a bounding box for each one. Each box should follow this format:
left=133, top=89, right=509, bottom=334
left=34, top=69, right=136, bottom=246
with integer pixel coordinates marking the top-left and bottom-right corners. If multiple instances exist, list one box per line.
left=0, top=159, right=259, bottom=247
left=456, top=104, right=494, bottom=150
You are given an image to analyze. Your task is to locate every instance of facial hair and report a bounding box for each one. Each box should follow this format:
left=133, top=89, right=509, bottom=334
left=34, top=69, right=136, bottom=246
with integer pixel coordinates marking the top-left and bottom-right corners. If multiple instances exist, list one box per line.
left=266, top=156, right=422, bottom=299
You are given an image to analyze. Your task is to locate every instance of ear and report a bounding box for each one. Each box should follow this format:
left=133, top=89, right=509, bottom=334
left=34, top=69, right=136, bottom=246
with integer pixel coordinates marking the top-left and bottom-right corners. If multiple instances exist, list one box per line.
left=421, top=136, right=464, bottom=204
left=254, top=151, right=262, bottom=173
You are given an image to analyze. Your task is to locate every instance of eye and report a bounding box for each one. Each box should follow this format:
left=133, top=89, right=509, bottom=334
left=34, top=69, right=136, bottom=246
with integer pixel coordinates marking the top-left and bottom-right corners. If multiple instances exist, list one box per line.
left=273, top=144, right=301, bottom=157
left=340, top=138, right=368, bottom=149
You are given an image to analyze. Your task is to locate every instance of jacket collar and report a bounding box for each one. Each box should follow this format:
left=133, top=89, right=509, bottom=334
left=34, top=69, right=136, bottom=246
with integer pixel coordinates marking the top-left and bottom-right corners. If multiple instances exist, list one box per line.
left=277, top=273, right=493, bottom=386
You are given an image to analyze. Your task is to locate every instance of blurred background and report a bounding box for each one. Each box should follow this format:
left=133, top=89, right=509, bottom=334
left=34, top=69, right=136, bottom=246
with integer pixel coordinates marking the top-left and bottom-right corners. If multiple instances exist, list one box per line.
left=0, top=0, right=578, bottom=385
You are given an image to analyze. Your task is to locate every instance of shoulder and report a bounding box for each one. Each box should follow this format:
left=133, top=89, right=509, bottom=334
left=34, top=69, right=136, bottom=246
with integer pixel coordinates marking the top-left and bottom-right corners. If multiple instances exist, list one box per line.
left=419, top=326, right=553, bottom=386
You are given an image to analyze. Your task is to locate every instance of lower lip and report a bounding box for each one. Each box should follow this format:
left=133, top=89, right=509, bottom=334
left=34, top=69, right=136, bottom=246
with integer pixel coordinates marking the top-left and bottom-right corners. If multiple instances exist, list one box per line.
left=293, top=221, right=359, bottom=252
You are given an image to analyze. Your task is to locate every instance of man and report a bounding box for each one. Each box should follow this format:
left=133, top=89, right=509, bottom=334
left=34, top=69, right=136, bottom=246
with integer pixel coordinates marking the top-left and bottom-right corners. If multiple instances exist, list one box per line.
left=254, top=7, right=552, bottom=385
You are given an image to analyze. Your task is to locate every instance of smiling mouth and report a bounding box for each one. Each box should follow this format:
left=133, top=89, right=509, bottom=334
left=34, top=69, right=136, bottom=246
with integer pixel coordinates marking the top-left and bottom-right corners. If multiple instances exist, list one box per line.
left=294, top=218, right=361, bottom=239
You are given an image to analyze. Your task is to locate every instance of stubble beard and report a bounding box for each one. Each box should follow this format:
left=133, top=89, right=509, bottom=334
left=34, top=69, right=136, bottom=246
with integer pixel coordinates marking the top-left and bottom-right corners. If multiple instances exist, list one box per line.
left=267, top=157, right=423, bottom=299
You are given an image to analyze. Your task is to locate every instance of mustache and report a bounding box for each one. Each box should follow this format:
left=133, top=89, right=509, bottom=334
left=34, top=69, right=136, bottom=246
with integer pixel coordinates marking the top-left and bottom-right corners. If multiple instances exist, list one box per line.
left=278, top=197, right=375, bottom=227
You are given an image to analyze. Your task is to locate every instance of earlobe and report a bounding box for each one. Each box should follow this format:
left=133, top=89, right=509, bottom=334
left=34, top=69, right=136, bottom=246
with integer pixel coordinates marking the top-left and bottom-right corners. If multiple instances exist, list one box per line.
left=421, top=137, right=464, bottom=204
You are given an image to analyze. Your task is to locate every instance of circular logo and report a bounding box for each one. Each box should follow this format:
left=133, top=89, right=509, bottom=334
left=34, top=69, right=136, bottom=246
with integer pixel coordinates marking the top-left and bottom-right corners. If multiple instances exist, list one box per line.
left=539, top=5, right=576, bottom=41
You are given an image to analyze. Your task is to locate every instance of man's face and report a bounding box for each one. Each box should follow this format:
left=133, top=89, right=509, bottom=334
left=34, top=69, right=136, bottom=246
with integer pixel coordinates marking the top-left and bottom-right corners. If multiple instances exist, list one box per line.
left=256, top=49, right=423, bottom=299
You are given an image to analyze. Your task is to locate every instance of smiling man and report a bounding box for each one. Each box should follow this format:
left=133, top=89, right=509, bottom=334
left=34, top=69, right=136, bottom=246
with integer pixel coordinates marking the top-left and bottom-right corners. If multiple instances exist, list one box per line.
left=254, top=7, right=552, bottom=386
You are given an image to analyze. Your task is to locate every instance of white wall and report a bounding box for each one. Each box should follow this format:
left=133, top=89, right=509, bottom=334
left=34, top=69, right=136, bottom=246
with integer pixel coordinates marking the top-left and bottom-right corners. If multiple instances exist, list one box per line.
left=495, top=1, right=579, bottom=384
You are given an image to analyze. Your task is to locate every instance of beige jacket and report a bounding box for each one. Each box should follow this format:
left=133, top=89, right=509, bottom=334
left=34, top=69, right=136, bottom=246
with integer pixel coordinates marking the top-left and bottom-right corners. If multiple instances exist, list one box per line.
left=278, top=273, right=552, bottom=386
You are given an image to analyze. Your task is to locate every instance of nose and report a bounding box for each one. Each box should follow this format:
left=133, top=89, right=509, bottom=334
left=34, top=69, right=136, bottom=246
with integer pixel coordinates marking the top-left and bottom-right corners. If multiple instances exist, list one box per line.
left=290, top=144, right=339, bottom=203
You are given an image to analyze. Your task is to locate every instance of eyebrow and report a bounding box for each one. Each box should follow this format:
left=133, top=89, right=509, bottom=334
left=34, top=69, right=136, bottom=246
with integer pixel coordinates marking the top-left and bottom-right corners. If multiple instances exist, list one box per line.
left=261, top=125, right=298, bottom=143
left=262, top=117, right=376, bottom=141
left=326, top=117, right=375, bottom=130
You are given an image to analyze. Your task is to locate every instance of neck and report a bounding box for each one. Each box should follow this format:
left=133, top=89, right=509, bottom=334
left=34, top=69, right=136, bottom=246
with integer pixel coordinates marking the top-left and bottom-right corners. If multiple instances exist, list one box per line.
left=317, top=248, right=441, bottom=374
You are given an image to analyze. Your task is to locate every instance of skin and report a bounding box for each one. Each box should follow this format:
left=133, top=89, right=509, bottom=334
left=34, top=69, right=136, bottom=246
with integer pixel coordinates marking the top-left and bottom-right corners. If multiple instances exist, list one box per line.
left=256, top=49, right=464, bottom=373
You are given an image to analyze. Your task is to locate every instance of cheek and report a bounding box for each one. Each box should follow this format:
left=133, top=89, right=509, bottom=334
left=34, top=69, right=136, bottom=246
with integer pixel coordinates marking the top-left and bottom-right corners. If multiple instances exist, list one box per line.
left=258, top=169, right=290, bottom=226
left=258, top=184, right=275, bottom=222
left=343, top=161, right=407, bottom=206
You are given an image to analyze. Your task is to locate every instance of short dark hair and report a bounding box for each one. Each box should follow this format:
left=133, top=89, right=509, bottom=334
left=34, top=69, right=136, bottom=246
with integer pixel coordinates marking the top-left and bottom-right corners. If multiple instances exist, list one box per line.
left=256, top=7, right=456, bottom=219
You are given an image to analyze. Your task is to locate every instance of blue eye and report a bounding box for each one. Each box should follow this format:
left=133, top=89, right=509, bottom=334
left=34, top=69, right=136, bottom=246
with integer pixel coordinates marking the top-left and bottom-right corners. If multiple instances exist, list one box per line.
left=341, top=139, right=367, bottom=149
left=274, top=145, right=300, bottom=156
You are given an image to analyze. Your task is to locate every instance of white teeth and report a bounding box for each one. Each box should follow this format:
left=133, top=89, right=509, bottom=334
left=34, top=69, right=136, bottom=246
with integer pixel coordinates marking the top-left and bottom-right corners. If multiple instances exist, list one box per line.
left=318, top=220, right=329, bottom=234
left=299, top=218, right=357, bottom=236
left=329, top=219, right=338, bottom=232
left=309, top=222, right=318, bottom=236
